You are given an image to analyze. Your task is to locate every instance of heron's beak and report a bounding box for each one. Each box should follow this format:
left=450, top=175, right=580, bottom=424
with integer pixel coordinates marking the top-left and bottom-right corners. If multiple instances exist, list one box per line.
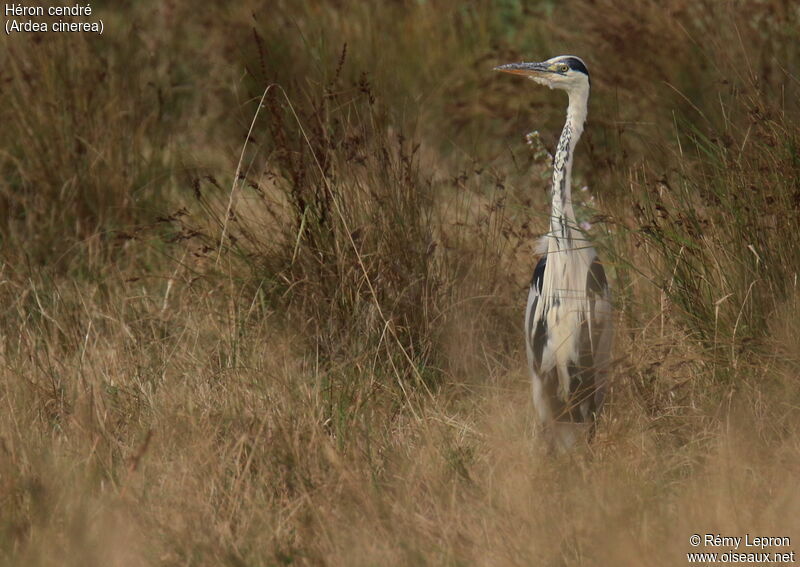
left=493, top=62, right=549, bottom=77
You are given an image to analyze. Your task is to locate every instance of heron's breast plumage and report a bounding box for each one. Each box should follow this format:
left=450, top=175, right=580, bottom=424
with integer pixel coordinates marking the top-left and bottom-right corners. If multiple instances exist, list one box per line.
left=526, top=240, right=605, bottom=403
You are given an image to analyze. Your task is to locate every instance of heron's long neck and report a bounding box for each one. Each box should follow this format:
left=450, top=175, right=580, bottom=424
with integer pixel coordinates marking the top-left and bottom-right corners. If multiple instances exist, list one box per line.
left=550, top=88, right=589, bottom=242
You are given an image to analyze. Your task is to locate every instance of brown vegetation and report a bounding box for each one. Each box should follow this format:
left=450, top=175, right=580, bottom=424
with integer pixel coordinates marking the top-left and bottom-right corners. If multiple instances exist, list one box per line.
left=1, top=1, right=798, bottom=565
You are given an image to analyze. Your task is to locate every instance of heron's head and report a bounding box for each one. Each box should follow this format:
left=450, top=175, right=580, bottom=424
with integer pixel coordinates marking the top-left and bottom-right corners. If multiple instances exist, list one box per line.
left=494, top=55, right=590, bottom=94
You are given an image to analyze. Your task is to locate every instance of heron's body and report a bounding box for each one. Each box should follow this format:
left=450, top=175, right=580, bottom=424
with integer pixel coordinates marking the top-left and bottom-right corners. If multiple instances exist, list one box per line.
left=496, top=56, right=613, bottom=450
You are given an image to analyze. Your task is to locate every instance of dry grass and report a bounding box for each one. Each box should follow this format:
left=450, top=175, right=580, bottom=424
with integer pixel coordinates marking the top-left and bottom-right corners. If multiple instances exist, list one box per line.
left=1, top=1, right=799, bottom=565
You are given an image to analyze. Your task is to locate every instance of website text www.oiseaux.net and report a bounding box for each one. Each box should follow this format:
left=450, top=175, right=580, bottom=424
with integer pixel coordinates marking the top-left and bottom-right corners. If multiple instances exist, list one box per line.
left=687, top=534, right=794, bottom=565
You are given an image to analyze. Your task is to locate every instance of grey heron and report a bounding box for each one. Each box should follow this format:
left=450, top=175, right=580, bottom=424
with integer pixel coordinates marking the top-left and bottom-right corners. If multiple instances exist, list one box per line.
left=495, top=56, right=613, bottom=450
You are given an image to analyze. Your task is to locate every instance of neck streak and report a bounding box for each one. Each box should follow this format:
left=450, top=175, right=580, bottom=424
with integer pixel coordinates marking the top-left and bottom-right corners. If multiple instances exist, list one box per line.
left=549, top=88, right=589, bottom=242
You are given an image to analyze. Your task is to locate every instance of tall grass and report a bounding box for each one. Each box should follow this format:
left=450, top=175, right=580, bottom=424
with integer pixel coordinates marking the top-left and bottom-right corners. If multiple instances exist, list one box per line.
left=1, top=1, right=799, bottom=565
left=0, top=31, right=181, bottom=271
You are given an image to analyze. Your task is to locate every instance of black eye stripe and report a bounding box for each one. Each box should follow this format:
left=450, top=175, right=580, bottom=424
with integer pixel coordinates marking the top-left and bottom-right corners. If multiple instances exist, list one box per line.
left=561, top=57, right=590, bottom=77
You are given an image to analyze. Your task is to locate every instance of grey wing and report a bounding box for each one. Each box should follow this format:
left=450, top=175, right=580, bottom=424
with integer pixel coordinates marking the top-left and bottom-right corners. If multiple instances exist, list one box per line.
left=585, top=258, right=613, bottom=412
left=526, top=255, right=564, bottom=425
left=525, top=256, right=548, bottom=371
